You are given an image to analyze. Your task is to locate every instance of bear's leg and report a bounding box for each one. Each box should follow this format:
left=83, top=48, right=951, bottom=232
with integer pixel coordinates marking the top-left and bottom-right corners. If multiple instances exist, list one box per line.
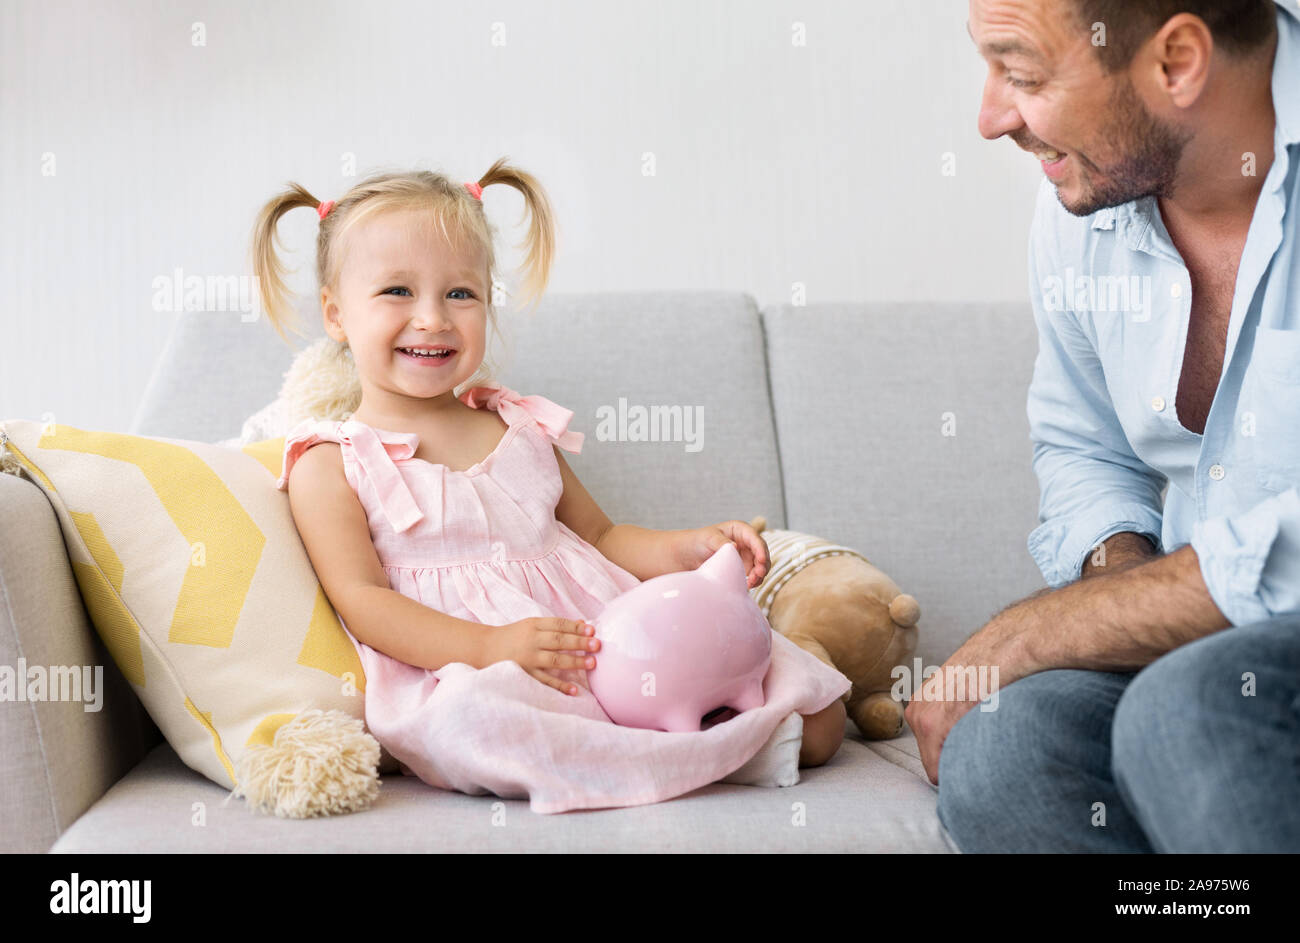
left=849, top=690, right=905, bottom=739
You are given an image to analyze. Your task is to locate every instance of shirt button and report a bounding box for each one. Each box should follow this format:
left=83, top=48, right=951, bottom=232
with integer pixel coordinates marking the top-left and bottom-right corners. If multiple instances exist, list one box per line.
left=1151, top=396, right=1166, bottom=412
left=1209, top=464, right=1225, bottom=481
left=1171, top=284, right=1184, bottom=299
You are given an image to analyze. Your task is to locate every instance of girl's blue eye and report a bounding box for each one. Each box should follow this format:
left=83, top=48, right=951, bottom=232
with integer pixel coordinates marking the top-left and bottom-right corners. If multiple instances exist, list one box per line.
left=383, top=287, right=411, bottom=297
left=448, top=288, right=476, bottom=300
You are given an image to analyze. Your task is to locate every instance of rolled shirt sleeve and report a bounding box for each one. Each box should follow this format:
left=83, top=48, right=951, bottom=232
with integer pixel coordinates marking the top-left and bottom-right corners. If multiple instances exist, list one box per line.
left=1190, top=488, right=1300, bottom=625
left=1023, top=190, right=1166, bottom=588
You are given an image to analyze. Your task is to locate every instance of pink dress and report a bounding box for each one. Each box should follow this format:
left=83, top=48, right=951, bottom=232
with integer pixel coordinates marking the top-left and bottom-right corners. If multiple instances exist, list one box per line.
left=277, top=382, right=851, bottom=814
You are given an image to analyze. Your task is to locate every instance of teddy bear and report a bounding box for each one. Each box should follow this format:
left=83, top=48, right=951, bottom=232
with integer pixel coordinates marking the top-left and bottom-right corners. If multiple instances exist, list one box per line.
left=748, top=517, right=919, bottom=740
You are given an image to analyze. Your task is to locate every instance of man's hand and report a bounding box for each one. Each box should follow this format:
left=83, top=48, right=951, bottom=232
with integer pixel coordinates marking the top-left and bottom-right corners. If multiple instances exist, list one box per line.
left=904, top=674, right=984, bottom=786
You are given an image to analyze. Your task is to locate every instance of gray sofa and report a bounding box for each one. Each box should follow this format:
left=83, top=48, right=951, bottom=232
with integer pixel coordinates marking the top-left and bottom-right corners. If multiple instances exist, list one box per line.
left=1, top=291, right=1048, bottom=852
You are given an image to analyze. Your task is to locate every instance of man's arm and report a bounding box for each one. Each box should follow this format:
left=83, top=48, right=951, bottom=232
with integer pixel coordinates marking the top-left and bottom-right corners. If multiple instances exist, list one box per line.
left=950, top=543, right=1228, bottom=692
left=905, top=541, right=1229, bottom=784
left=1080, top=531, right=1158, bottom=579
left=913, top=481, right=1300, bottom=787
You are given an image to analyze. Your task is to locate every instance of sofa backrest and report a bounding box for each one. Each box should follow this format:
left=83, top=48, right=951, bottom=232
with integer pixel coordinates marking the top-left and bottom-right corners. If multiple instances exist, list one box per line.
left=762, top=302, right=1046, bottom=664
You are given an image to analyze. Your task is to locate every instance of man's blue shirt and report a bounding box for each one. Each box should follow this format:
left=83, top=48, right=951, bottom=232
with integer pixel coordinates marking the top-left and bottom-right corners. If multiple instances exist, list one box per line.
left=1025, top=2, right=1300, bottom=625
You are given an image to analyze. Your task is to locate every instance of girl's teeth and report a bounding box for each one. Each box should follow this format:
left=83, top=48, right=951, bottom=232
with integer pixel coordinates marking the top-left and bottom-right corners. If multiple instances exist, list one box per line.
left=401, top=348, right=451, bottom=358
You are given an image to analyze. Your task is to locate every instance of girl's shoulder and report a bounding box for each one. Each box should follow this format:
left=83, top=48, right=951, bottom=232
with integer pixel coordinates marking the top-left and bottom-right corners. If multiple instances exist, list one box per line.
left=276, top=418, right=340, bottom=492
left=458, top=383, right=584, bottom=453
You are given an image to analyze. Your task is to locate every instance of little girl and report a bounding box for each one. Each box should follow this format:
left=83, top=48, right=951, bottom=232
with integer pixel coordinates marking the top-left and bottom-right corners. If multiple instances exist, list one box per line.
left=255, top=158, right=851, bottom=813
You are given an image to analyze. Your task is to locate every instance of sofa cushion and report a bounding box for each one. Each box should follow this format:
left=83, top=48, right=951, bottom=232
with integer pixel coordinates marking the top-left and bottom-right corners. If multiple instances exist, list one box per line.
left=762, top=302, right=1048, bottom=665
left=49, top=723, right=953, bottom=853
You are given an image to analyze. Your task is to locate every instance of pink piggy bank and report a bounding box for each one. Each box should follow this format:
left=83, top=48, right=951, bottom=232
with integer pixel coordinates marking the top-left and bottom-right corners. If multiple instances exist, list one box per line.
left=586, top=541, right=772, bottom=732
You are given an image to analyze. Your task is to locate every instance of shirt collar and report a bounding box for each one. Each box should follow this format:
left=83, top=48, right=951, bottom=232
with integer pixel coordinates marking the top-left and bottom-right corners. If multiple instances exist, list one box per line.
left=1090, top=207, right=1118, bottom=231
left=1090, top=201, right=1143, bottom=236
left=1091, top=1, right=1299, bottom=235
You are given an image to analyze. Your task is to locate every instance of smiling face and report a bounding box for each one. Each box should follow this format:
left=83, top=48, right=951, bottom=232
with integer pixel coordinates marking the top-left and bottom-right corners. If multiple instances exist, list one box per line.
left=969, top=0, right=1192, bottom=216
left=322, top=207, right=490, bottom=415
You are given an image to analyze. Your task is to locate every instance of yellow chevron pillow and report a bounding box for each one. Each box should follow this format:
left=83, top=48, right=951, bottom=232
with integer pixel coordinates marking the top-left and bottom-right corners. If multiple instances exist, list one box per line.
left=0, top=419, right=398, bottom=815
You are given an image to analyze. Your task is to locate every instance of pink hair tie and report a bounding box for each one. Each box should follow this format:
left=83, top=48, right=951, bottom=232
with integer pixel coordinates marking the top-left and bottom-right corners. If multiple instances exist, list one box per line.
left=317, top=200, right=336, bottom=220
left=464, top=182, right=483, bottom=200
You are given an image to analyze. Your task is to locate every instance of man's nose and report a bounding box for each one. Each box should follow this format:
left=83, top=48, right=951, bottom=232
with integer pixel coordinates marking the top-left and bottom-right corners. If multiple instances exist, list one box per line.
left=977, top=72, right=1022, bottom=141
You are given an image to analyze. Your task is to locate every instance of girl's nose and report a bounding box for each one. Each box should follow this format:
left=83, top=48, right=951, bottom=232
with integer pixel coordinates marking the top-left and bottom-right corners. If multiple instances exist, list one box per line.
left=411, top=301, right=453, bottom=331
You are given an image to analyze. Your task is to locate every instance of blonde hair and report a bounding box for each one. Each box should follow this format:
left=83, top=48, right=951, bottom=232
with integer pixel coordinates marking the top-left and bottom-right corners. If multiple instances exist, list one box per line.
left=248, top=157, right=556, bottom=391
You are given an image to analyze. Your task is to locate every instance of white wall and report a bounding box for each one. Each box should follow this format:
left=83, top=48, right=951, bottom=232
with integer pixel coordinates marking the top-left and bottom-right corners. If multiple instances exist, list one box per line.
left=1, top=0, right=1042, bottom=432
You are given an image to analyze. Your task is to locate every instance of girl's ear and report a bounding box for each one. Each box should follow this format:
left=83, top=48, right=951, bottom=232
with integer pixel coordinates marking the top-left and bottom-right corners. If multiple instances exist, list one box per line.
left=321, top=288, right=347, bottom=344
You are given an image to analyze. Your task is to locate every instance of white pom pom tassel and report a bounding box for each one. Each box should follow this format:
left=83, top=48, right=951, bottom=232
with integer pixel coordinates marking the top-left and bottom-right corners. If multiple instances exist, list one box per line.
left=227, top=709, right=381, bottom=818
left=1, top=431, right=27, bottom=478
left=1, top=450, right=23, bottom=478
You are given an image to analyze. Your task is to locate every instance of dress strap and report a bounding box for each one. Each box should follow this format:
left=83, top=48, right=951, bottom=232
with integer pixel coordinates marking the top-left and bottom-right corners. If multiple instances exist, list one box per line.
left=336, top=421, right=426, bottom=533
left=460, top=383, right=584, bottom=453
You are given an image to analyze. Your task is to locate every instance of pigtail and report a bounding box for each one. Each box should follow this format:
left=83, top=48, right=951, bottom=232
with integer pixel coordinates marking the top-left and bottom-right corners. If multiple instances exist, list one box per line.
left=476, top=157, right=556, bottom=309
left=249, top=183, right=322, bottom=345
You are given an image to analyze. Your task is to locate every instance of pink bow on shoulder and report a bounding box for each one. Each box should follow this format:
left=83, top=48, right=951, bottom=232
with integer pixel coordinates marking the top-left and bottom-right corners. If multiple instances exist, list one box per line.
left=337, top=421, right=426, bottom=533
left=461, top=384, right=585, bottom=453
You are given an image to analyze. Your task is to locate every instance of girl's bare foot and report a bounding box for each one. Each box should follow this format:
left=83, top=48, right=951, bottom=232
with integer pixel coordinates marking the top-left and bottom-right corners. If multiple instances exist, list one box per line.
left=799, top=698, right=847, bottom=767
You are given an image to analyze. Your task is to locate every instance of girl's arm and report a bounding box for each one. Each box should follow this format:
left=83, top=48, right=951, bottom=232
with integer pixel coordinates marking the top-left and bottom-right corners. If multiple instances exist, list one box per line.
left=287, top=442, right=493, bottom=671
left=552, top=447, right=769, bottom=587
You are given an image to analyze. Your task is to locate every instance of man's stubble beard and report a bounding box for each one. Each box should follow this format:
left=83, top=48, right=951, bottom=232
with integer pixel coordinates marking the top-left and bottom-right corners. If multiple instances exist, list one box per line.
left=1056, top=76, right=1193, bottom=217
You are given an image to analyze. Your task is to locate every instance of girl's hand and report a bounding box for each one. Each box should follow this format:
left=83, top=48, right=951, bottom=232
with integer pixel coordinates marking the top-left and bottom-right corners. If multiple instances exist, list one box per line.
left=675, top=521, right=770, bottom=589
left=487, top=617, right=601, bottom=696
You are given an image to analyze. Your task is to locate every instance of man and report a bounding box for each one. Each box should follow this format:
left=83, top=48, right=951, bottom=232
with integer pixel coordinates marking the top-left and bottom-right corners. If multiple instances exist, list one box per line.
left=904, top=0, right=1300, bottom=852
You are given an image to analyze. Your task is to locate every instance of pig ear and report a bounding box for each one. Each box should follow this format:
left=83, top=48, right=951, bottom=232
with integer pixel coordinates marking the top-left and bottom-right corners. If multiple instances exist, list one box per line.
left=697, top=541, right=747, bottom=588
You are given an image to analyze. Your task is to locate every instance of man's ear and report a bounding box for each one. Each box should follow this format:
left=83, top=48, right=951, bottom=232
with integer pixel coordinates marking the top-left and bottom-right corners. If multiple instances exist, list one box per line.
left=1143, top=13, right=1214, bottom=109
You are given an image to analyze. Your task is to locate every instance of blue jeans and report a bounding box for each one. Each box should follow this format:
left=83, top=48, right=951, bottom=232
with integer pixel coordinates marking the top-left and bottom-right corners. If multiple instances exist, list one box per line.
left=936, top=612, right=1300, bottom=852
